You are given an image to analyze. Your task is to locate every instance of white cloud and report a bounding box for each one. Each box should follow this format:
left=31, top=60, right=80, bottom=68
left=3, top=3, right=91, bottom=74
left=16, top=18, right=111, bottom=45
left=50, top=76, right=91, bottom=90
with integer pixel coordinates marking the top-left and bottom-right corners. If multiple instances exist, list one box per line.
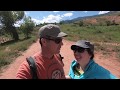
left=0, top=23, right=3, bottom=29
left=53, top=11, right=60, bottom=13
left=14, top=21, right=23, bottom=27
left=30, top=12, right=73, bottom=24
left=25, top=11, right=30, bottom=16
left=84, top=11, right=88, bottom=13
left=32, top=18, right=41, bottom=25
left=41, top=14, right=62, bottom=23
left=62, top=13, right=73, bottom=17
left=32, top=14, right=62, bottom=24
left=14, top=24, right=20, bottom=27
left=98, top=11, right=110, bottom=14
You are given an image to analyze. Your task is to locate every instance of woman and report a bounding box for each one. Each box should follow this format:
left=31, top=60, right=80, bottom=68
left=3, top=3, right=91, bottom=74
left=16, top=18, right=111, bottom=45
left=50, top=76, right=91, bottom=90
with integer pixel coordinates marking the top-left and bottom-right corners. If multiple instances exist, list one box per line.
left=67, top=40, right=117, bottom=79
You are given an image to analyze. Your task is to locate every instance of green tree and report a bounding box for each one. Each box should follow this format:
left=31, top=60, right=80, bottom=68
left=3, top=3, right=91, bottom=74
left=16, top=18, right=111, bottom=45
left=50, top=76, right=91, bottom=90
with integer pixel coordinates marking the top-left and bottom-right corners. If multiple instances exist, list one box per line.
left=79, top=20, right=84, bottom=26
left=0, top=11, right=24, bottom=40
left=20, top=16, right=35, bottom=39
left=105, top=20, right=111, bottom=26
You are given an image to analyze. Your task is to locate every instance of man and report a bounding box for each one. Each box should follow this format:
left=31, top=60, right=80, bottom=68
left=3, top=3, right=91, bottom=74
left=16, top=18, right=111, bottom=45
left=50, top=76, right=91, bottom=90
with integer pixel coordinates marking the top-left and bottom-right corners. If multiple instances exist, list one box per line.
left=16, top=24, right=67, bottom=79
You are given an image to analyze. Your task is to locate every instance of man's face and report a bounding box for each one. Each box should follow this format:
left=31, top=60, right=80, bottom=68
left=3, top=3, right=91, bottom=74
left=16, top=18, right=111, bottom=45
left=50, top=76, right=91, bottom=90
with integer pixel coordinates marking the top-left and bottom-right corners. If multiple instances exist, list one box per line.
left=45, top=37, right=63, bottom=54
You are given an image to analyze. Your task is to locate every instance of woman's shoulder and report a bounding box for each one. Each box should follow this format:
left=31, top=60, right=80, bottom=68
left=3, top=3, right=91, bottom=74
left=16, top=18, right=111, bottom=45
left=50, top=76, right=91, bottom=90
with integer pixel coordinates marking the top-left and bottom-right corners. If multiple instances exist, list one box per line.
left=71, top=60, right=77, bottom=65
left=90, top=62, right=117, bottom=79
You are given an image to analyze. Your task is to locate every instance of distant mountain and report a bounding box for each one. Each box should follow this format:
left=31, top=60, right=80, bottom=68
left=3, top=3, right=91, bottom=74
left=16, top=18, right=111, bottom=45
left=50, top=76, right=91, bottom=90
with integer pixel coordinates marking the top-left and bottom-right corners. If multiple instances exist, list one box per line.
left=60, top=11, right=120, bottom=24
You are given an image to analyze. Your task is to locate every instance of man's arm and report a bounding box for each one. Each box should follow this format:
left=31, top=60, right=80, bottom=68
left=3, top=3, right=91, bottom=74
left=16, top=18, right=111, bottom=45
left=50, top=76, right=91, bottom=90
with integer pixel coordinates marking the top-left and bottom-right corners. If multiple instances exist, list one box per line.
left=16, top=61, right=32, bottom=79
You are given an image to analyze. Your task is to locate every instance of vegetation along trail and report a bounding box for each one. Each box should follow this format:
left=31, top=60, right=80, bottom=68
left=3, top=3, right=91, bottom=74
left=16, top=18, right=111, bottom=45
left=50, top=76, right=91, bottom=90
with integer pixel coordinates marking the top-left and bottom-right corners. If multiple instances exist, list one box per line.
left=0, top=39, right=120, bottom=79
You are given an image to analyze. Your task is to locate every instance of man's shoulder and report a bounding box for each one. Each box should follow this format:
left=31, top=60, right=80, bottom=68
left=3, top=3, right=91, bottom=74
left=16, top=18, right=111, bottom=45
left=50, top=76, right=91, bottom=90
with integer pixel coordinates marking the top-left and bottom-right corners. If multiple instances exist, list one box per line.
left=33, top=51, right=41, bottom=57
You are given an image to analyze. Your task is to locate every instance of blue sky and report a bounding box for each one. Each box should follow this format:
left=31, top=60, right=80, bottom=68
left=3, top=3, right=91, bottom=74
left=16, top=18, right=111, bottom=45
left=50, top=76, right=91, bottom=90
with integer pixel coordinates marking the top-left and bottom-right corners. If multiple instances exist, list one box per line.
left=15, top=11, right=110, bottom=26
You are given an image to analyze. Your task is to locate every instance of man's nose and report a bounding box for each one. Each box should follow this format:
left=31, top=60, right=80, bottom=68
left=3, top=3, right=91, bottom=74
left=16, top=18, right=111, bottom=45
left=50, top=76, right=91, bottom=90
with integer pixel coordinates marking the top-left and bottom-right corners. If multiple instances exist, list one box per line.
left=60, top=40, right=63, bottom=45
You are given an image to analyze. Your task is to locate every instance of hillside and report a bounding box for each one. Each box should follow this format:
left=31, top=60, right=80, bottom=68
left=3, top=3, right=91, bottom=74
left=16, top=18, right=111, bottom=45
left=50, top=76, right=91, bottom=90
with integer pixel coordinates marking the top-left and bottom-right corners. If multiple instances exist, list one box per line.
left=60, top=11, right=120, bottom=25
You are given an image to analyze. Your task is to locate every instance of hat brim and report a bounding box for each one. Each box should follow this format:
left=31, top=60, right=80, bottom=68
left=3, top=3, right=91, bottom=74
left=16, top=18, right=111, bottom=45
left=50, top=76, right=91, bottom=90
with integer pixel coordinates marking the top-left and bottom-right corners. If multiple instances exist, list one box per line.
left=71, top=45, right=79, bottom=50
left=71, top=45, right=89, bottom=50
left=57, top=32, right=68, bottom=37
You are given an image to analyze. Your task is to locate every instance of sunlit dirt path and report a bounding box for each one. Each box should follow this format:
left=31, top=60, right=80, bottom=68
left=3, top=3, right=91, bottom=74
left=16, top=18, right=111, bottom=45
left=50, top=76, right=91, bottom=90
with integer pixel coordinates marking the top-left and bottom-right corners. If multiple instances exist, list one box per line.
left=0, top=39, right=120, bottom=79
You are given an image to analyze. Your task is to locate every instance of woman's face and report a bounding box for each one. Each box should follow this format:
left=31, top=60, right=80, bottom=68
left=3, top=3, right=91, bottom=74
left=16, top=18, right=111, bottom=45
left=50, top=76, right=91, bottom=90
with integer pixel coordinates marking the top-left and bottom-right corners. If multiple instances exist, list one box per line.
left=73, top=47, right=91, bottom=65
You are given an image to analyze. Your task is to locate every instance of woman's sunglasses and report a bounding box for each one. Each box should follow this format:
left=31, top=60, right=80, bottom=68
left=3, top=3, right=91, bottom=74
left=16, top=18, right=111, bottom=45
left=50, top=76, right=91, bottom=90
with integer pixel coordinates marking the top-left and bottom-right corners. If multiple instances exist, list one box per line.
left=72, top=46, right=86, bottom=53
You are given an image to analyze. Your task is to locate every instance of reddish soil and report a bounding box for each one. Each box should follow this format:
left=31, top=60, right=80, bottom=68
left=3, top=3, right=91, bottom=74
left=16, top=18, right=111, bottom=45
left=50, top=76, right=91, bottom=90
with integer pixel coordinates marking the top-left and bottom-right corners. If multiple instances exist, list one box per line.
left=0, top=39, right=120, bottom=79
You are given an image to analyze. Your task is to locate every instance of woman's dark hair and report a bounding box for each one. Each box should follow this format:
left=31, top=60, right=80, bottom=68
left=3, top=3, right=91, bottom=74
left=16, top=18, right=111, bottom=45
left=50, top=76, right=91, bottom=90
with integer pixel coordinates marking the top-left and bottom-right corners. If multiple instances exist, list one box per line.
left=86, top=48, right=94, bottom=59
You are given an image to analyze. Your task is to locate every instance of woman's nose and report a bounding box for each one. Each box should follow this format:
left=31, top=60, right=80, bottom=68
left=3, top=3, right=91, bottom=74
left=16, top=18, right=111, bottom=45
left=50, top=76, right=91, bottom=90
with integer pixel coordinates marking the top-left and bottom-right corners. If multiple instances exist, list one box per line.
left=74, top=50, right=80, bottom=55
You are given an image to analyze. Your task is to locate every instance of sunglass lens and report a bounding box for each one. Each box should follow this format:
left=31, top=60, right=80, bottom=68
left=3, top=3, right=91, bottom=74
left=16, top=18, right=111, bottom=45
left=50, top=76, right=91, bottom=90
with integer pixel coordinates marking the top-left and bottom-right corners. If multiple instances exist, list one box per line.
left=54, top=38, right=62, bottom=44
left=78, top=48, right=85, bottom=53
left=74, top=47, right=85, bottom=53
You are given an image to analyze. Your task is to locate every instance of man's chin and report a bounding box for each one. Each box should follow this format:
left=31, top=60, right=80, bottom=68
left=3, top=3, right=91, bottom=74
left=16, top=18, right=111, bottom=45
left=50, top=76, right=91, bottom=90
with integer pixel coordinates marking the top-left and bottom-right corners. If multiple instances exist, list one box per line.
left=56, top=51, right=60, bottom=54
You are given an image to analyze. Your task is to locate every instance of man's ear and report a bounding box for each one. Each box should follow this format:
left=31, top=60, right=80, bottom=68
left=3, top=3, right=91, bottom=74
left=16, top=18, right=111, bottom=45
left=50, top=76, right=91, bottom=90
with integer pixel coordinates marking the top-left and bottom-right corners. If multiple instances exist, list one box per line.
left=41, top=38, right=47, bottom=46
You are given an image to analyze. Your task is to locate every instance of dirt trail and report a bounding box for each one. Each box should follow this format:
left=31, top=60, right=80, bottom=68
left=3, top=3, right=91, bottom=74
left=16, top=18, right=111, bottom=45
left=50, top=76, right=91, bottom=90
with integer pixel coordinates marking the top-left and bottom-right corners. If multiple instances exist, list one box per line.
left=0, top=39, right=120, bottom=79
